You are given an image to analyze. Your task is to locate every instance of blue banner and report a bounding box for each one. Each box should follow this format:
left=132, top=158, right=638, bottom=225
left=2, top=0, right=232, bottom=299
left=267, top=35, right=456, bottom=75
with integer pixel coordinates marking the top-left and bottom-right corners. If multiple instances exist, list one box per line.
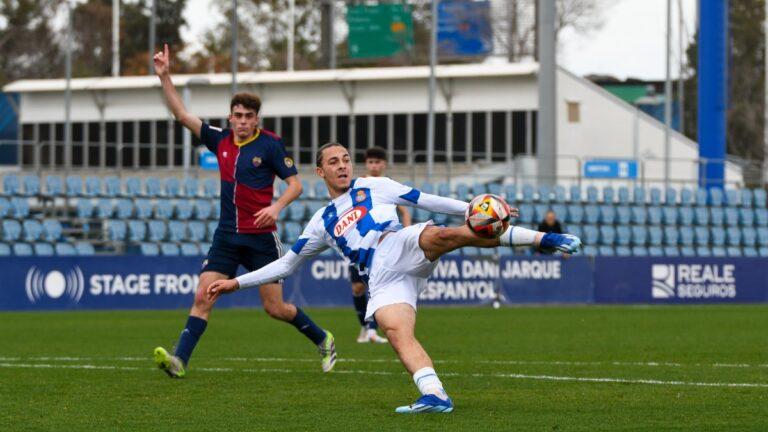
left=199, top=149, right=218, bottom=170
left=1, top=256, right=766, bottom=311
left=438, top=0, right=493, bottom=57
left=583, top=159, right=638, bottom=179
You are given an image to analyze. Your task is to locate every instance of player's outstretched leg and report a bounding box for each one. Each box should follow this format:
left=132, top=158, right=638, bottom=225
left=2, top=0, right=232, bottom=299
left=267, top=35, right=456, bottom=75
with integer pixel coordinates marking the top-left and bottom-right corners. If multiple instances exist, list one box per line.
left=260, top=283, right=337, bottom=372
left=375, top=303, right=454, bottom=414
left=154, top=271, right=226, bottom=378
left=419, top=224, right=582, bottom=261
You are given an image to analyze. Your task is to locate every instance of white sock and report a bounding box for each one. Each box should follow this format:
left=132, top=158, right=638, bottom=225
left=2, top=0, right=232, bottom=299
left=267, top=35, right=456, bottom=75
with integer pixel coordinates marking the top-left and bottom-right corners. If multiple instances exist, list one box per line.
left=413, top=367, right=448, bottom=400
left=500, top=225, right=539, bottom=247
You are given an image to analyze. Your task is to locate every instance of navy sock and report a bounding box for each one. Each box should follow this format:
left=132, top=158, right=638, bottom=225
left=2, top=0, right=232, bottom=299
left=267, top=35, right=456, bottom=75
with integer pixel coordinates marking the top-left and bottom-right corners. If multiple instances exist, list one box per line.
left=352, top=294, right=368, bottom=326
left=290, top=308, right=327, bottom=345
left=174, top=316, right=207, bottom=366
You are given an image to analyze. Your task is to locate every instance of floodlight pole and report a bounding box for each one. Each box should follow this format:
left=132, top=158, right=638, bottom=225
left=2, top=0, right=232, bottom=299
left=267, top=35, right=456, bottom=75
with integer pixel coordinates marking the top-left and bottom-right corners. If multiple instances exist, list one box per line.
left=664, top=0, right=672, bottom=187
left=112, top=0, right=120, bottom=77
left=537, top=0, right=557, bottom=185
left=426, top=0, right=439, bottom=181
left=64, top=0, right=73, bottom=171
left=232, top=0, right=238, bottom=95
left=288, top=0, right=295, bottom=71
left=149, top=0, right=156, bottom=74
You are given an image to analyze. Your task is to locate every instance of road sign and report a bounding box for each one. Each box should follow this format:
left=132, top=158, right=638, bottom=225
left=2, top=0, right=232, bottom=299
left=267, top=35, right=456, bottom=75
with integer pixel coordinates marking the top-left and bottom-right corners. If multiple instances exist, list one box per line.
left=347, top=4, right=414, bottom=59
left=438, top=0, right=493, bottom=57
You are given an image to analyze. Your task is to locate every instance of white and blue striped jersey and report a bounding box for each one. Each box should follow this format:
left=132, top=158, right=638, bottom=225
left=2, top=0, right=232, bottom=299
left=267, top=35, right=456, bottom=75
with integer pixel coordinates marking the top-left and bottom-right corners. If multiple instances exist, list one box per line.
left=235, top=176, right=468, bottom=289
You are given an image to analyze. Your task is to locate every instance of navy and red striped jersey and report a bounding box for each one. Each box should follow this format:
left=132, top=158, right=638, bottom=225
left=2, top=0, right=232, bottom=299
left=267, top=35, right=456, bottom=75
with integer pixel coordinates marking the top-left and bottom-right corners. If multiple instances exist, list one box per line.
left=200, top=123, right=298, bottom=234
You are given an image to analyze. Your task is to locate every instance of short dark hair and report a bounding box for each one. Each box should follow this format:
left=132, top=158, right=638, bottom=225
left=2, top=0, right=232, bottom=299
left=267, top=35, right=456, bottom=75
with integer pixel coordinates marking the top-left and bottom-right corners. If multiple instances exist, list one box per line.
left=230, top=92, right=261, bottom=114
left=316, top=142, right=346, bottom=167
left=364, top=146, right=387, bottom=162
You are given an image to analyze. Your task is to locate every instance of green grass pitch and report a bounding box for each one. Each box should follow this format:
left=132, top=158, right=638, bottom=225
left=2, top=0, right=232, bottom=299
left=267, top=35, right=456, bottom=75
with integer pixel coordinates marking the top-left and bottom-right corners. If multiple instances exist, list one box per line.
left=1, top=305, right=767, bottom=431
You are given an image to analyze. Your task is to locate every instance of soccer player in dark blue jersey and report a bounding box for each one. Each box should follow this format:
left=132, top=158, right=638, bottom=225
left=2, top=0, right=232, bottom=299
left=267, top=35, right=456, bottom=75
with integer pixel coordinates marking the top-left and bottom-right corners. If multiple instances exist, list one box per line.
left=150, top=44, right=336, bottom=377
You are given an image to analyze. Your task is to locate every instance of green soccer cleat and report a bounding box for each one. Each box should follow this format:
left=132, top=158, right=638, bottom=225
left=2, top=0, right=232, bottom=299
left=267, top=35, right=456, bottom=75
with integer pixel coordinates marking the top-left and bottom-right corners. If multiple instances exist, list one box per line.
left=153, top=346, right=186, bottom=378
left=318, top=331, right=337, bottom=373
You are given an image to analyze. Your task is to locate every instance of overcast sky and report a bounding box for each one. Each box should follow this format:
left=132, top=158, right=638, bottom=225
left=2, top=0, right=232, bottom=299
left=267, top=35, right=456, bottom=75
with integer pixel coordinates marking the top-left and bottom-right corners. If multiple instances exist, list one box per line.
left=182, top=0, right=697, bottom=81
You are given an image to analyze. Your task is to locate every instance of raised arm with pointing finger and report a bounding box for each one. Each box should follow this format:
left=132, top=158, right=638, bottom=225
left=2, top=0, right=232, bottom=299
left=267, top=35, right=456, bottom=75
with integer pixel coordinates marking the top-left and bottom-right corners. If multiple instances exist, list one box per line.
left=153, top=43, right=203, bottom=138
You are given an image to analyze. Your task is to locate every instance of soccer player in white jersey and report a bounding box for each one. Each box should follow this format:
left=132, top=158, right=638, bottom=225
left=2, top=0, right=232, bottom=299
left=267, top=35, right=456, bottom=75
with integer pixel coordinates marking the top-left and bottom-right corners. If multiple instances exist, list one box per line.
left=207, top=143, right=582, bottom=414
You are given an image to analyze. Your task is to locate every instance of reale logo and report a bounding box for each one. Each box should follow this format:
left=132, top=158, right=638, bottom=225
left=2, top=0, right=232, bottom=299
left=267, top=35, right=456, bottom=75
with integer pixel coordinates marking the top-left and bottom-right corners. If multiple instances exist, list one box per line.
left=25, top=266, right=85, bottom=304
left=651, top=264, right=675, bottom=299
left=651, top=263, right=737, bottom=299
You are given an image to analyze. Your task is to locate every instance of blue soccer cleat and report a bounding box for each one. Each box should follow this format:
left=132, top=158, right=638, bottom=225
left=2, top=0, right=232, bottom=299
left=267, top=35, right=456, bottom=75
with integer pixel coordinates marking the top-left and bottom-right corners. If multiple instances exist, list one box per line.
left=540, top=233, right=583, bottom=254
left=395, top=394, right=454, bottom=414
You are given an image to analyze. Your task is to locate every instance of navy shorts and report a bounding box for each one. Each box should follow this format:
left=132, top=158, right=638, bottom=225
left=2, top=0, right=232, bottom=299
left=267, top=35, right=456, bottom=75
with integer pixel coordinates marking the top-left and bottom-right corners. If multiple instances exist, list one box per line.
left=201, top=229, right=284, bottom=279
left=349, top=264, right=366, bottom=285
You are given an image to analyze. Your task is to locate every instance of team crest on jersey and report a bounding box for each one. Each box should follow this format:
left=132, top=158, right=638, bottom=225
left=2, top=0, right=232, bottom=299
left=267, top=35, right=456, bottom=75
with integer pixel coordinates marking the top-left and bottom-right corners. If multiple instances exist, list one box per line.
left=334, top=206, right=367, bottom=237
left=284, top=157, right=294, bottom=168
left=355, top=190, right=367, bottom=203
left=251, top=156, right=262, bottom=167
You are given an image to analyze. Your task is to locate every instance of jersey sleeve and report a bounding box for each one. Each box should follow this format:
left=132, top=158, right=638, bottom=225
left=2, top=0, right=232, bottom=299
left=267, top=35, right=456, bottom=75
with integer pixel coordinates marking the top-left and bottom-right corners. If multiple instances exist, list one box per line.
left=199, top=123, right=228, bottom=153
left=267, top=138, right=299, bottom=180
left=374, top=177, right=468, bottom=216
left=289, top=213, right=330, bottom=257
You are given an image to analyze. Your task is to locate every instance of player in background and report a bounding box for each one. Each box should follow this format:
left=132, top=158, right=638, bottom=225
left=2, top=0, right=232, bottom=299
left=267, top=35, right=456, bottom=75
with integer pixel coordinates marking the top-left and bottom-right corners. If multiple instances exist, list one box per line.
left=207, top=143, right=582, bottom=413
left=352, top=146, right=411, bottom=344
left=150, top=44, right=336, bottom=377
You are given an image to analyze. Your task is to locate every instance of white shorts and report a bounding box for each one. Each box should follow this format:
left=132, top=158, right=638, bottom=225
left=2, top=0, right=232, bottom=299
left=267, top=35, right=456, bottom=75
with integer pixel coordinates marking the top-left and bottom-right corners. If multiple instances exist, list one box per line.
left=364, top=221, right=439, bottom=321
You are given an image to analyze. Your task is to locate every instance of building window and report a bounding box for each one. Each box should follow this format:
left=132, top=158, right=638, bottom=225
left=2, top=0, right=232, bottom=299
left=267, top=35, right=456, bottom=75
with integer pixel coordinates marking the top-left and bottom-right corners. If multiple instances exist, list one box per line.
left=567, top=101, right=580, bottom=123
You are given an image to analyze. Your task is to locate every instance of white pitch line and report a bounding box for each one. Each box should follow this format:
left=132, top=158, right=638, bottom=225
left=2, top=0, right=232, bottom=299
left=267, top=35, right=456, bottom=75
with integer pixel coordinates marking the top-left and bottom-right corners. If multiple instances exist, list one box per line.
left=1, top=362, right=767, bottom=389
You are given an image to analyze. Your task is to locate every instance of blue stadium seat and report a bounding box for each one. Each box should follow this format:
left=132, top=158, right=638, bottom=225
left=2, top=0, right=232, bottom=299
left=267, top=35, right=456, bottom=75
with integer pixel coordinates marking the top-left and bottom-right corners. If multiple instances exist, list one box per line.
left=103, top=176, right=121, bottom=197
left=164, top=178, right=181, bottom=197
left=65, top=176, right=83, bottom=197
left=600, top=226, right=616, bottom=245
left=664, top=187, right=677, bottom=205
left=168, top=221, right=187, bottom=242
left=743, top=247, right=758, bottom=257
left=433, top=213, right=449, bottom=226
left=134, top=199, right=153, bottom=219
left=3, top=175, right=20, bottom=195
left=498, top=246, right=514, bottom=256
left=739, top=208, right=754, bottom=227
left=648, top=226, right=663, bottom=244
left=202, top=178, right=219, bottom=198
left=176, top=201, right=193, bottom=220
left=128, top=220, right=147, bottom=242
left=582, top=225, right=599, bottom=245
left=44, top=175, right=64, bottom=197
left=696, top=246, right=712, bottom=257
left=586, top=186, right=599, bottom=204
left=694, top=207, right=709, bottom=225
left=95, top=199, right=114, bottom=219
left=710, top=227, right=726, bottom=246
left=145, top=177, right=162, bottom=197
left=517, top=207, right=535, bottom=225
left=649, top=187, right=662, bottom=205
left=615, top=226, right=631, bottom=246
left=598, top=246, right=615, bottom=256
left=124, top=177, right=142, bottom=197
left=760, top=247, right=768, bottom=257
left=755, top=209, right=768, bottom=227
left=287, top=202, right=306, bottom=222
left=725, top=189, right=740, bottom=206
left=183, top=178, right=199, bottom=198
left=724, top=208, right=739, bottom=227
left=0, top=198, right=9, bottom=218
left=0, top=243, right=11, bottom=256
left=84, top=176, right=102, bottom=197
left=679, top=227, right=694, bottom=246
left=106, top=220, right=127, bottom=241
left=679, top=187, right=694, bottom=206
left=553, top=185, right=567, bottom=202
left=631, top=226, right=647, bottom=246
left=148, top=220, right=167, bottom=242
left=551, top=204, right=567, bottom=221
left=616, top=207, right=631, bottom=225
left=155, top=200, right=174, bottom=219
left=753, top=188, right=766, bottom=207
left=695, top=188, right=708, bottom=206
left=21, top=175, right=40, bottom=196
left=10, top=197, right=30, bottom=218
left=663, top=246, right=680, bottom=257
left=478, top=247, right=495, bottom=256
left=140, top=242, right=160, bottom=256
left=207, top=221, right=218, bottom=241
left=22, top=219, right=43, bottom=242
left=455, top=183, right=471, bottom=201
left=276, top=181, right=288, bottom=198
left=647, top=206, right=662, bottom=225
left=115, top=199, right=134, bottom=219
left=13, top=243, right=33, bottom=256
left=33, top=242, right=54, bottom=256
left=521, top=184, right=535, bottom=202
left=568, top=185, right=581, bottom=203
left=75, top=241, right=95, bottom=255
left=438, top=182, right=452, bottom=198
left=566, top=205, right=584, bottom=224
left=630, top=206, right=647, bottom=225
left=313, top=181, right=329, bottom=200
left=694, top=226, right=710, bottom=246
left=180, top=242, right=200, bottom=256
left=537, top=185, right=551, bottom=203
left=420, top=182, right=435, bottom=194
left=632, top=186, right=645, bottom=205
left=2, top=219, right=21, bottom=242
left=584, top=205, right=600, bottom=224
left=710, top=208, right=725, bottom=226
left=472, top=183, right=488, bottom=197
left=709, top=188, right=724, bottom=206
left=680, top=246, right=696, bottom=257
left=711, top=247, right=727, bottom=257
left=631, top=246, right=648, bottom=256
left=663, top=226, right=679, bottom=246
left=567, top=225, right=583, bottom=240
left=648, top=246, right=664, bottom=257
left=199, top=242, right=212, bottom=254
left=188, top=221, right=206, bottom=242
left=284, top=222, right=302, bottom=243
left=42, top=219, right=63, bottom=242
left=533, top=204, right=548, bottom=223
left=726, top=227, right=741, bottom=247
left=462, top=247, right=481, bottom=257
left=599, top=205, right=615, bottom=224
left=192, top=200, right=213, bottom=220
left=55, top=243, right=77, bottom=256
left=679, top=207, right=694, bottom=225
left=615, top=246, right=632, bottom=256
left=662, top=207, right=678, bottom=225
left=740, top=188, right=753, bottom=207
left=617, top=186, right=630, bottom=204
left=411, top=207, right=427, bottom=223
left=583, top=245, right=598, bottom=256
left=306, top=201, right=324, bottom=216
left=742, top=227, right=757, bottom=247
left=76, top=200, right=94, bottom=219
